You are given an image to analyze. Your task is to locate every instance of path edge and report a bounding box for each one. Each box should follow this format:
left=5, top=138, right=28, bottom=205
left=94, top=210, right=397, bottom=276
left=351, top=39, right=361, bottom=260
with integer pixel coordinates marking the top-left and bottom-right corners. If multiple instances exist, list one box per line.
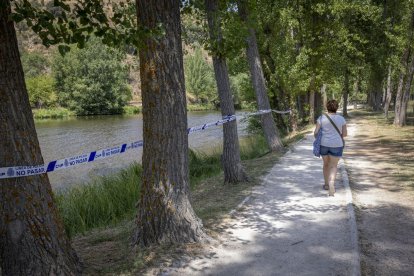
left=229, top=135, right=307, bottom=216
left=340, top=159, right=361, bottom=276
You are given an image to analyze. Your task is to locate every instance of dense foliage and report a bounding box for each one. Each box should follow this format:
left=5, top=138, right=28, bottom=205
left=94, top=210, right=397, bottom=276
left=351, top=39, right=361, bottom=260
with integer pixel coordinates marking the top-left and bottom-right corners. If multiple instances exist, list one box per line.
left=53, top=37, right=131, bottom=115
left=184, top=47, right=216, bottom=103
left=25, top=74, right=57, bottom=108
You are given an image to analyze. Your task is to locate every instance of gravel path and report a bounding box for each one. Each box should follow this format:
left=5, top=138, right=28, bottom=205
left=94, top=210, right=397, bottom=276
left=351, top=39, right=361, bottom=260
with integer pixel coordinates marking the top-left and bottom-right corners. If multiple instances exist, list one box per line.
left=161, top=135, right=359, bottom=276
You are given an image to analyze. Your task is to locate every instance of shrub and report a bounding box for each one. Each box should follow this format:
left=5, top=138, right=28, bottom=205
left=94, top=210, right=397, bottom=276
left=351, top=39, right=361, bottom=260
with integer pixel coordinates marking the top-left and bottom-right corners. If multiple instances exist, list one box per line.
left=53, top=37, right=132, bottom=115
left=26, top=74, right=57, bottom=108
left=184, top=47, right=216, bottom=103
left=21, top=51, right=50, bottom=78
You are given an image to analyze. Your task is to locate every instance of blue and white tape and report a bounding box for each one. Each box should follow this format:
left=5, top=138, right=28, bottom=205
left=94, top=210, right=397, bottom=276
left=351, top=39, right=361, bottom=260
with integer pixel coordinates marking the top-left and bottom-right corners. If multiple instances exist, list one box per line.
left=187, top=115, right=236, bottom=134
left=0, top=141, right=143, bottom=179
left=0, top=109, right=289, bottom=179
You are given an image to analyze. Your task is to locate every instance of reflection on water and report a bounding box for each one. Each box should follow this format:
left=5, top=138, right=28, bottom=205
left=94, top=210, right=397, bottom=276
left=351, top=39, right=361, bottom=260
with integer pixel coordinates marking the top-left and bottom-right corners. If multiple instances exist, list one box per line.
left=35, top=111, right=248, bottom=190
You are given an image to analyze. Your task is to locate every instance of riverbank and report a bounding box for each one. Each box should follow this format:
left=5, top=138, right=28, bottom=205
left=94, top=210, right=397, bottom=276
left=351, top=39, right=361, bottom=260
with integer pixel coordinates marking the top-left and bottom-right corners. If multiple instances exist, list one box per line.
left=56, top=135, right=272, bottom=237
left=63, top=128, right=310, bottom=274
left=32, top=106, right=142, bottom=119
left=32, top=104, right=219, bottom=120
left=344, top=109, right=414, bottom=275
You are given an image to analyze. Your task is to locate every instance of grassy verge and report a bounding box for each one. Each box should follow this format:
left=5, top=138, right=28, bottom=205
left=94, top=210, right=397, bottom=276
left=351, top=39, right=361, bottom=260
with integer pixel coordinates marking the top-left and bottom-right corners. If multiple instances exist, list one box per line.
left=32, top=107, right=74, bottom=119
left=33, top=106, right=141, bottom=120
left=123, top=105, right=141, bottom=115
left=64, top=127, right=309, bottom=274
left=347, top=109, right=414, bottom=186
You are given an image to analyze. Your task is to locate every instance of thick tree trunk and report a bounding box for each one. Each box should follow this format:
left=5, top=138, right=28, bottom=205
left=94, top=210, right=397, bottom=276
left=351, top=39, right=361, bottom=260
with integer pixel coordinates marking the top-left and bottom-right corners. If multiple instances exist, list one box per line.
left=314, top=91, right=322, bottom=119
left=237, top=0, right=283, bottom=151
left=384, top=66, right=393, bottom=117
left=342, top=69, right=350, bottom=117
left=134, top=0, right=205, bottom=246
left=0, top=1, right=81, bottom=274
left=353, top=78, right=359, bottom=109
left=205, top=0, right=248, bottom=183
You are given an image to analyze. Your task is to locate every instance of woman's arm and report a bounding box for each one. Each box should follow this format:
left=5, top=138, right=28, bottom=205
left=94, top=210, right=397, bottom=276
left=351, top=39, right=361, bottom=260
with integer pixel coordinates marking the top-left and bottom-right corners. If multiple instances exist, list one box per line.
left=314, top=123, right=321, bottom=138
left=342, top=124, right=348, bottom=138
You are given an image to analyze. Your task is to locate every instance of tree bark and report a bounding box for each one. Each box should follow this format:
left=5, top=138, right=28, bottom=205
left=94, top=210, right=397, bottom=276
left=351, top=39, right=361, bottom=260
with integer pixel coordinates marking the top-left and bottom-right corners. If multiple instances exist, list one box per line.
left=396, top=52, right=414, bottom=126
left=384, top=65, right=393, bottom=117
left=395, top=11, right=414, bottom=126
left=205, top=0, right=248, bottom=184
left=237, top=0, right=283, bottom=151
left=394, top=67, right=406, bottom=125
left=0, top=1, right=81, bottom=274
left=342, top=69, right=350, bottom=117
left=134, top=0, right=206, bottom=246
left=321, top=83, right=327, bottom=111
left=309, top=90, right=315, bottom=123
left=368, top=73, right=383, bottom=111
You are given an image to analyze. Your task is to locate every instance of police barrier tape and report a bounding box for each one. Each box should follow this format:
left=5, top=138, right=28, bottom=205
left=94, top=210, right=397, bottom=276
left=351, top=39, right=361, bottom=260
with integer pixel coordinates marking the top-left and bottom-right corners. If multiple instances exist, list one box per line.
left=0, top=109, right=289, bottom=179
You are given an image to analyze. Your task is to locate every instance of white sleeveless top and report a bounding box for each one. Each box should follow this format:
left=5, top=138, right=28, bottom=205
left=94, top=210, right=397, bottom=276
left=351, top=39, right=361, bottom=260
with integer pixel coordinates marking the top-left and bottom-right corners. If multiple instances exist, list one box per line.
left=317, top=114, right=346, bottom=148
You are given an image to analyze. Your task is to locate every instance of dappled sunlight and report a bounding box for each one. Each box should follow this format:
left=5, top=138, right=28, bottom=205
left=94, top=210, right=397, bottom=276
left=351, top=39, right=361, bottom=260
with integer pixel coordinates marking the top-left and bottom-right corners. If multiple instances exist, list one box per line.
left=165, top=135, right=356, bottom=275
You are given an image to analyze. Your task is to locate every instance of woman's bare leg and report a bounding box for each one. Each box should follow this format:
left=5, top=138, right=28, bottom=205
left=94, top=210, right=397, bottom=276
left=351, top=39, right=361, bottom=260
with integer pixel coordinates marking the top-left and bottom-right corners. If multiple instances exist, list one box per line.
left=322, top=155, right=330, bottom=189
left=328, top=156, right=340, bottom=196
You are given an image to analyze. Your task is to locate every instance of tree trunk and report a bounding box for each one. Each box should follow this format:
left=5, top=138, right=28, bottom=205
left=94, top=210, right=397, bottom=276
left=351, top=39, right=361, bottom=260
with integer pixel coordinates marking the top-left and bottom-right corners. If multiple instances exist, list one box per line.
left=342, top=69, right=350, bottom=117
left=384, top=65, right=393, bottom=117
left=321, top=83, right=327, bottom=111
left=0, top=1, right=81, bottom=274
left=368, top=73, right=383, bottom=111
left=395, top=12, right=414, bottom=126
left=309, top=90, right=315, bottom=123
left=394, top=68, right=406, bottom=125
left=314, top=91, right=322, bottom=119
left=205, top=0, right=248, bottom=183
left=397, top=52, right=414, bottom=126
left=134, top=0, right=205, bottom=246
left=237, top=0, right=283, bottom=151
left=353, top=78, right=359, bottom=109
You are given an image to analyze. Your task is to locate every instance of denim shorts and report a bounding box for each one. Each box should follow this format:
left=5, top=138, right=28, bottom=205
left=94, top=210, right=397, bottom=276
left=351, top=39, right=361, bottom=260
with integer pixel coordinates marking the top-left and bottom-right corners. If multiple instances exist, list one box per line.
left=320, top=146, right=344, bottom=157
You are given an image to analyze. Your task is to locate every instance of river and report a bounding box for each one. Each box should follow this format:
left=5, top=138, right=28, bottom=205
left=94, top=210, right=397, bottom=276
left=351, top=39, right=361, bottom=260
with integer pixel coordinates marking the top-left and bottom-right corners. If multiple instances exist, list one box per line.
left=35, top=111, right=249, bottom=190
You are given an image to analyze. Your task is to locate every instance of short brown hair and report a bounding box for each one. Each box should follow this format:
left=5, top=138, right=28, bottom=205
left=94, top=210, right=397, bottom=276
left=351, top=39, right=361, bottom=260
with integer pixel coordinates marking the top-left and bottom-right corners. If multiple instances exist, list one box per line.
left=326, top=99, right=339, bottom=113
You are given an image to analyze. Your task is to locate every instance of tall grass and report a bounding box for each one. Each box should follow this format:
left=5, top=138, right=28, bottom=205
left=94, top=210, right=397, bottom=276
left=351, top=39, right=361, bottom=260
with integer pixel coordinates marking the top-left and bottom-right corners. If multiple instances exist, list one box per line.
left=123, top=105, right=141, bottom=115
left=33, top=107, right=74, bottom=119
left=56, top=164, right=142, bottom=237
left=56, top=135, right=270, bottom=237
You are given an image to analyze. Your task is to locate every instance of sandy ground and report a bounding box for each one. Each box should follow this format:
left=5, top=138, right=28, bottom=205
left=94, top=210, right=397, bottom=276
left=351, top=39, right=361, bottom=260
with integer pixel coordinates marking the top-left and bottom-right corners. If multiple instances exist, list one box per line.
left=151, top=135, right=359, bottom=276
left=345, top=120, right=414, bottom=276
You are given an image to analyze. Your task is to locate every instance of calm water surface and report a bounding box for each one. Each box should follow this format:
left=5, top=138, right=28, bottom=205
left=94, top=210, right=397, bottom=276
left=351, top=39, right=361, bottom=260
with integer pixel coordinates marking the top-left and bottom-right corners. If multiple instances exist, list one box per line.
left=35, top=111, right=248, bottom=190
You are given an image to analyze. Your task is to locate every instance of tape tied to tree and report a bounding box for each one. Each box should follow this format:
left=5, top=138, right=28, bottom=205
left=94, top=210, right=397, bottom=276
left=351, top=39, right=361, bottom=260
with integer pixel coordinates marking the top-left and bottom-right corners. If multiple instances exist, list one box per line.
left=0, top=109, right=290, bottom=179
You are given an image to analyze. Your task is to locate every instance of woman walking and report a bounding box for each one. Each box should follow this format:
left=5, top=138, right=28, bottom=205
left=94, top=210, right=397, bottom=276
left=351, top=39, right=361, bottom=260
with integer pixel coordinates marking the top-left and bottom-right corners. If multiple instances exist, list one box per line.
left=314, top=100, right=347, bottom=196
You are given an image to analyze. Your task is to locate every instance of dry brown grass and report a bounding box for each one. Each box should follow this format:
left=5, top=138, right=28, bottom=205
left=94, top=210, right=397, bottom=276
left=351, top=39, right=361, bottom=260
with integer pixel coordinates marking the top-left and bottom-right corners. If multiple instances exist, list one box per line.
left=346, top=109, right=414, bottom=190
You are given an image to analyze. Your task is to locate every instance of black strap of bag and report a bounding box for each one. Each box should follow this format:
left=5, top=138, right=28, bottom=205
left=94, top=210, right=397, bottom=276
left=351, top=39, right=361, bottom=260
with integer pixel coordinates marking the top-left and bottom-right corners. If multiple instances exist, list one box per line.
left=323, top=113, right=345, bottom=147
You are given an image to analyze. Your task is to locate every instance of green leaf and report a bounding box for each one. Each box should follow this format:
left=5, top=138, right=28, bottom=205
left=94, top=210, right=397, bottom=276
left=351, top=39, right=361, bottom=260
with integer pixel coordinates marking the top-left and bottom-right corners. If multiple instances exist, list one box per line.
left=58, top=45, right=71, bottom=56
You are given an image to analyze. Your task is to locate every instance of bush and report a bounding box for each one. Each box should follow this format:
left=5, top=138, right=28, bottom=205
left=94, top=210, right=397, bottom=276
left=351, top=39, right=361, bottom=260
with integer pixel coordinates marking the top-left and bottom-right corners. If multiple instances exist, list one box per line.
left=230, top=73, right=255, bottom=105
left=26, top=75, right=57, bottom=108
left=184, top=47, right=216, bottom=103
left=21, top=51, right=50, bottom=78
left=53, top=37, right=132, bottom=115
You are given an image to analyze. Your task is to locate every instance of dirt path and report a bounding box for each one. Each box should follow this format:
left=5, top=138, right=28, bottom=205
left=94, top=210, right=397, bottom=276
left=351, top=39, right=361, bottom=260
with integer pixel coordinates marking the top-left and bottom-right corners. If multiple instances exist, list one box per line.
left=155, top=135, right=359, bottom=275
left=344, top=113, right=414, bottom=276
